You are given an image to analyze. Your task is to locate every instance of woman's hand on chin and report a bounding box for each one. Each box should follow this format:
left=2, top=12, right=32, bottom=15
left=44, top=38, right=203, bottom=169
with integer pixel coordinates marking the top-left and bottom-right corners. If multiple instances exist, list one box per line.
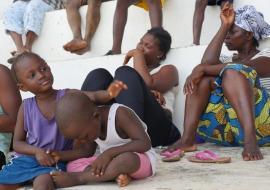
left=123, top=49, right=144, bottom=65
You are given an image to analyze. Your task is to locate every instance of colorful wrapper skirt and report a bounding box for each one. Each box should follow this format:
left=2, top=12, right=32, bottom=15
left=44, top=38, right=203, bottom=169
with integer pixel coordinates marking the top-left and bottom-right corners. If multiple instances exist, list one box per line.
left=197, top=64, right=270, bottom=146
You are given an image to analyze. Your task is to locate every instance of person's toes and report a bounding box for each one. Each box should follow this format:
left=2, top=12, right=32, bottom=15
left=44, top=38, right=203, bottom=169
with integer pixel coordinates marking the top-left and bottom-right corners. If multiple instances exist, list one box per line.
left=116, top=174, right=130, bottom=187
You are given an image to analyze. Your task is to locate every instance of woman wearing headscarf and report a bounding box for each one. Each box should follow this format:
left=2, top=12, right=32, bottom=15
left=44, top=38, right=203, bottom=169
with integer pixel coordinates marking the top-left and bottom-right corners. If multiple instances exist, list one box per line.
left=164, top=3, right=270, bottom=161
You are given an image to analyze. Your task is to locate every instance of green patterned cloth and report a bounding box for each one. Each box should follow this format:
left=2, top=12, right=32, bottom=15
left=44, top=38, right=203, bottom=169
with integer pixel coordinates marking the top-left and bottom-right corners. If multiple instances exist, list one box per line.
left=0, top=106, right=12, bottom=157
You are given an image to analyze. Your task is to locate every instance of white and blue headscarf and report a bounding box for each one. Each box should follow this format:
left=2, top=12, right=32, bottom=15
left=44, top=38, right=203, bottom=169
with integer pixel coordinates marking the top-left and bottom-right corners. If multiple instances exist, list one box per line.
left=235, top=5, right=270, bottom=41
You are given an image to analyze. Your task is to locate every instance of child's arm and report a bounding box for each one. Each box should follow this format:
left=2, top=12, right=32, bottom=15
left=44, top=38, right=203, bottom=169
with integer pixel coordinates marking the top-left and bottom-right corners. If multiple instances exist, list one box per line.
left=13, top=104, right=56, bottom=166
left=91, top=106, right=151, bottom=176
left=67, top=80, right=127, bottom=103
left=48, top=141, right=97, bottom=162
left=105, top=106, right=151, bottom=156
left=0, top=65, right=21, bottom=133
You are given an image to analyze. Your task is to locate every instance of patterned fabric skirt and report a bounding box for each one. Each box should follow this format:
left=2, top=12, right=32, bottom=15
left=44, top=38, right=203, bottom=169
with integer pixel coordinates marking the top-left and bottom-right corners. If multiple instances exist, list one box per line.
left=135, top=0, right=165, bottom=11
left=197, top=64, right=270, bottom=146
left=4, top=0, right=54, bottom=35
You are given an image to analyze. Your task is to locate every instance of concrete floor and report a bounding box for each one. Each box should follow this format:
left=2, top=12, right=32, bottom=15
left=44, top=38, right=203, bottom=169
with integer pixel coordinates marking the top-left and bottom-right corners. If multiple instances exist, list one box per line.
left=19, top=143, right=270, bottom=190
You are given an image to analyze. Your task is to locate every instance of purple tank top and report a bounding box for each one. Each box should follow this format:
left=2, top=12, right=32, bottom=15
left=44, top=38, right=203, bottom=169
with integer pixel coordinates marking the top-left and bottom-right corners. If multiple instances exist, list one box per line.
left=23, top=89, right=73, bottom=151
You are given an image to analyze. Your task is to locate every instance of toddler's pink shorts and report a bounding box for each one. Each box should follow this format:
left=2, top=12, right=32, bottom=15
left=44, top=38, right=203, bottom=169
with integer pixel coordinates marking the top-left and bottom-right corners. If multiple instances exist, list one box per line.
left=67, top=153, right=152, bottom=179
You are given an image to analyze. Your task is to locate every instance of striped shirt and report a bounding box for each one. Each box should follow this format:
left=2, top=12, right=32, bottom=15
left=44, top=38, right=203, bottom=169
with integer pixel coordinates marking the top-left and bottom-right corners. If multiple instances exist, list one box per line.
left=13, top=0, right=65, bottom=10
left=42, top=0, right=65, bottom=10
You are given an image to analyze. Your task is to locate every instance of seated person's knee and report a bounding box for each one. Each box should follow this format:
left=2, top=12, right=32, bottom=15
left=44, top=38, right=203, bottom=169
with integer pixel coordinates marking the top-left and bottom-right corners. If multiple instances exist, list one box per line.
left=195, top=0, right=208, bottom=9
left=115, top=152, right=140, bottom=170
left=146, top=0, right=155, bottom=4
left=64, top=0, right=81, bottom=9
left=116, top=0, right=133, bottom=9
left=115, top=66, right=137, bottom=76
left=146, top=0, right=162, bottom=7
left=222, top=69, right=239, bottom=79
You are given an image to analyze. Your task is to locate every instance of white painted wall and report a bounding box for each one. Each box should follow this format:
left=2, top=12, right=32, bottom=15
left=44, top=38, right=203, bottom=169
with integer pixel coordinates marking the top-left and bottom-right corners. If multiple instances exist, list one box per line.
left=0, top=0, right=269, bottom=64
left=0, top=0, right=13, bottom=20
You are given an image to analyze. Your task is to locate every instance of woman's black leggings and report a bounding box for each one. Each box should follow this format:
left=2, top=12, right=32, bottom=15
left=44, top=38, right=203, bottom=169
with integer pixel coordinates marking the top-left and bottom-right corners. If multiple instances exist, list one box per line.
left=81, top=66, right=181, bottom=147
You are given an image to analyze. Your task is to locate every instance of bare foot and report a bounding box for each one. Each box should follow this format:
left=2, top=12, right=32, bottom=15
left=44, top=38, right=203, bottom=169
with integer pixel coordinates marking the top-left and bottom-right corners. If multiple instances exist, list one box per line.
left=51, top=171, right=81, bottom=188
left=71, top=44, right=90, bottom=55
left=63, top=39, right=88, bottom=52
left=10, top=47, right=30, bottom=56
left=116, top=174, right=131, bottom=187
left=242, top=143, right=263, bottom=161
left=162, top=139, right=197, bottom=154
left=8, top=48, right=30, bottom=64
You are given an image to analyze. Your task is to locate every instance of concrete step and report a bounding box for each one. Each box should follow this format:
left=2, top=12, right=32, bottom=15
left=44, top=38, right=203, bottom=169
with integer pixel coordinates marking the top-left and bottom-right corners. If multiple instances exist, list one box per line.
left=0, top=0, right=269, bottom=64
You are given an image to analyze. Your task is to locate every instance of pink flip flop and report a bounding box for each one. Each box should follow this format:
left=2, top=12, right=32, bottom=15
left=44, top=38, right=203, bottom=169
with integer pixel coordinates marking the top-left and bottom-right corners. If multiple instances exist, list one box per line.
left=161, top=149, right=185, bottom=162
left=187, top=150, right=231, bottom=163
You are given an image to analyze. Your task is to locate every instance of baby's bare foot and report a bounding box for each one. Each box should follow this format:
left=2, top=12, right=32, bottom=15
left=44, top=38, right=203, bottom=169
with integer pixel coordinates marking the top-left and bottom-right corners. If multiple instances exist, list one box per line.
left=116, top=174, right=131, bottom=187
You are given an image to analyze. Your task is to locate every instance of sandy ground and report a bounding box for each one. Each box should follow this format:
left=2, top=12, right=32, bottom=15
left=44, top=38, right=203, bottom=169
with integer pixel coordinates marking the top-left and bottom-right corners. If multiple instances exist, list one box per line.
left=19, top=143, right=270, bottom=190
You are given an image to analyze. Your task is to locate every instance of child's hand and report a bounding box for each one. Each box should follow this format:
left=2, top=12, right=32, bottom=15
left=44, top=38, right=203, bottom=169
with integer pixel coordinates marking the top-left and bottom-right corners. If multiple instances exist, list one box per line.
left=46, top=150, right=60, bottom=163
left=151, top=90, right=166, bottom=106
left=35, top=149, right=56, bottom=166
left=107, top=80, right=128, bottom=98
left=91, top=153, right=112, bottom=177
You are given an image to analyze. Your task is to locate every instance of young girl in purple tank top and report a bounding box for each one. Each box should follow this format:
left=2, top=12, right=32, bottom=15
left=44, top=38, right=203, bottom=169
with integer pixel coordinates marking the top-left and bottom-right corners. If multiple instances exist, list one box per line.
left=0, top=52, right=127, bottom=190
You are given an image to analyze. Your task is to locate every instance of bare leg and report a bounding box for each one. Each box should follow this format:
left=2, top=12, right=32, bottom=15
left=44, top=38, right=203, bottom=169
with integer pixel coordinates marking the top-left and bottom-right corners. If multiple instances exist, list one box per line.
left=166, top=77, right=215, bottom=151
left=25, top=31, right=37, bottom=51
left=0, top=184, right=20, bottom=190
left=7, top=31, right=31, bottom=63
left=73, top=0, right=102, bottom=55
left=84, top=165, right=131, bottom=187
left=222, top=70, right=263, bottom=161
left=146, top=0, right=162, bottom=27
left=52, top=152, right=140, bottom=188
left=9, top=31, right=25, bottom=53
left=111, top=0, right=139, bottom=54
left=63, top=0, right=87, bottom=52
left=33, top=173, right=55, bottom=190
left=192, top=0, right=207, bottom=45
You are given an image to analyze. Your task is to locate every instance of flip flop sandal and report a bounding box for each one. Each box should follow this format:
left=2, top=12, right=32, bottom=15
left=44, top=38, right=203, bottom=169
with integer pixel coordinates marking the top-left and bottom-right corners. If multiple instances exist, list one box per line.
left=187, top=150, right=231, bottom=163
left=161, top=149, right=185, bottom=162
left=105, top=50, right=113, bottom=56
